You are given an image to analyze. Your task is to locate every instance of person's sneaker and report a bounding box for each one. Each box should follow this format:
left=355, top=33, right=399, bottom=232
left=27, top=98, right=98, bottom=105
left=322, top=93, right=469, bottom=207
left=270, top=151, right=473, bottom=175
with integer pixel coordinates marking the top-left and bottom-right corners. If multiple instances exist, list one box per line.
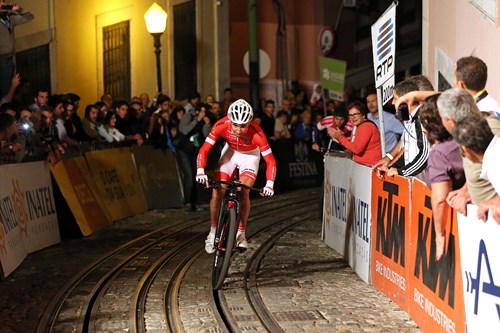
left=205, top=232, right=215, bottom=254
left=236, top=233, right=248, bottom=250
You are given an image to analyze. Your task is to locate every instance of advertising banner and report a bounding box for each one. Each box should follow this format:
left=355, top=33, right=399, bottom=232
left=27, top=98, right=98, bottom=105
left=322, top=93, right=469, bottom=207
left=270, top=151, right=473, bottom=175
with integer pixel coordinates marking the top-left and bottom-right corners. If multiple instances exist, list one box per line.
left=458, top=205, right=500, bottom=333
left=350, top=163, right=372, bottom=284
left=132, top=145, right=183, bottom=209
left=323, top=155, right=353, bottom=256
left=85, top=148, right=148, bottom=221
left=0, top=166, right=27, bottom=277
left=0, top=161, right=60, bottom=277
left=371, top=3, right=396, bottom=88
left=50, top=157, right=111, bottom=236
left=319, top=57, right=347, bottom=101
left=371, top=173, right=411, bottom=311
left=408, top=179, right=465, bottom=333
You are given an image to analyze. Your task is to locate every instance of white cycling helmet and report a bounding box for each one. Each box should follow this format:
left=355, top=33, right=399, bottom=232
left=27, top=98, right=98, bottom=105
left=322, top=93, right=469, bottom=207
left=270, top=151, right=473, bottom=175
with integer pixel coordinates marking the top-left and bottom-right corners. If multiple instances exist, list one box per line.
left=227, top=99, right=253, bottom=125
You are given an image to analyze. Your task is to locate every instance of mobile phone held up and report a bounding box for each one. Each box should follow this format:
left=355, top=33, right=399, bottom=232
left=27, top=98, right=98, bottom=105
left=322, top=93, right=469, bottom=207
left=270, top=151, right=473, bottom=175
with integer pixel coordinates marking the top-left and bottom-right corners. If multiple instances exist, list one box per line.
left=397, top=103, right=410, bottom=122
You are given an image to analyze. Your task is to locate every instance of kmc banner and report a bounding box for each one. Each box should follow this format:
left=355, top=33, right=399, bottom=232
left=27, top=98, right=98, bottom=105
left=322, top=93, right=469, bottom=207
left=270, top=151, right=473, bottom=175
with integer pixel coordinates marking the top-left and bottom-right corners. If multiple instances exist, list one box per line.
left=371, top=173, right=411, bottom=311
left=457, top=205, right=500, bottom=333
left=408, top=179, right=465, bottom=333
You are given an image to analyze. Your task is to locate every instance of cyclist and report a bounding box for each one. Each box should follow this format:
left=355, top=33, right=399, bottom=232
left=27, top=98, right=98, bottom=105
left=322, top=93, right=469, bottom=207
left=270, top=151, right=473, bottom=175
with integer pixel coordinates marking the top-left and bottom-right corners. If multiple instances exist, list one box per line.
left=196, top=99, right=277, bottom=253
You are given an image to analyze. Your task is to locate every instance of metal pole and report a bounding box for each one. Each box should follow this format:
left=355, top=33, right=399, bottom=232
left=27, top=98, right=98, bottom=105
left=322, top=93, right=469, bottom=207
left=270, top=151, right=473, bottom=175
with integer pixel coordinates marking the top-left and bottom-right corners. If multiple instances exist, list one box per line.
left=152, top=33, right=163, bottom=94
left=248, top=0, right=260, bottom=108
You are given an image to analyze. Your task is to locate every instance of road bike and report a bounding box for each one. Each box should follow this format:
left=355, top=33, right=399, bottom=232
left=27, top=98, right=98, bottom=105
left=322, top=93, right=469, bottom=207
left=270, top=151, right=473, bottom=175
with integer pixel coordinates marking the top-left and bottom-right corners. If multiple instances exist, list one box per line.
left=207, top=179, right=262, bottom=290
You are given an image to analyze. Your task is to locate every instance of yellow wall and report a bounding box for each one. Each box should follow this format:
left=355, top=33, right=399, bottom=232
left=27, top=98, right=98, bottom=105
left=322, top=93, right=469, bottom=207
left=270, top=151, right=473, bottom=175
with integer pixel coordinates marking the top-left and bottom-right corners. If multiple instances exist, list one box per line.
left=53, top=0, right=170, bottom=108
left=14, top=0, right=51, bottom=52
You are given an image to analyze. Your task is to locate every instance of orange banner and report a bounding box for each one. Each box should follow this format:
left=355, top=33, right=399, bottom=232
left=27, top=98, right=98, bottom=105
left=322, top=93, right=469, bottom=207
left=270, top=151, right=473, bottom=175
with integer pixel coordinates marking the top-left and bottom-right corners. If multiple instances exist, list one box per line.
left=370, top=173, right=411, bottom=311
left=50, top=158, right=111, bottom=236
left=408, top=179, right=465, bottom=333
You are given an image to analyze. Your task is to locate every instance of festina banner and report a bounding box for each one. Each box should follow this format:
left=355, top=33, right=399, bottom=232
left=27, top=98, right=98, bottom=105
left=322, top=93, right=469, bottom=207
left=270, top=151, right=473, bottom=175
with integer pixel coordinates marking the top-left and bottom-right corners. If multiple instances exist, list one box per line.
left=371, top=3, right=397, bottom=88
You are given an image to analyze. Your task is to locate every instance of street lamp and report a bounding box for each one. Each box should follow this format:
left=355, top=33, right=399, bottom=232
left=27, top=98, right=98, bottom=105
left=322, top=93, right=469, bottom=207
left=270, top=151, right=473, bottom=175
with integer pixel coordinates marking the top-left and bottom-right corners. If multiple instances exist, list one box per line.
left=144, top=3, right=168, bottom=94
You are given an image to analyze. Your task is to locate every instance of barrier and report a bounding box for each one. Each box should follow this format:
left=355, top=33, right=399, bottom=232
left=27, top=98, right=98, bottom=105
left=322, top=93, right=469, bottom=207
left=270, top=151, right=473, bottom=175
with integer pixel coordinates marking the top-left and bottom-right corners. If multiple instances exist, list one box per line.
left=50, top=157, right=111, bottom=236
left=322, top=155, right=372, bottom=283
left=370, top=173, right=411, bottom=310
left=132, top=145, right=183, bottom=209
left=457, top=205, right=500, bottom=333
left=84, top=147, right=148, bottom=222
left=323, top=155, right=499, bottom=332
left=408, top=179, right=465, bottom=333
left=0, top=161, right=59, bottom=277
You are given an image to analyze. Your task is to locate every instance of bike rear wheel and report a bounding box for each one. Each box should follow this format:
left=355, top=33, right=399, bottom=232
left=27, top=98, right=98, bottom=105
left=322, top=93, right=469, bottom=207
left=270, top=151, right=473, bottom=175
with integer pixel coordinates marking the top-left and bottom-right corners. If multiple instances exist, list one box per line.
left=212, top=205, right=237, bottom=290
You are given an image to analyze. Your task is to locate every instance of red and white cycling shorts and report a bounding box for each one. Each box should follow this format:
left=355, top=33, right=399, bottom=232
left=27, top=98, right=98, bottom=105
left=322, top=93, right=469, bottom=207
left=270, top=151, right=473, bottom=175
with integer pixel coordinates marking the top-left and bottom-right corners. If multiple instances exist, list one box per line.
left=215, top=144, right=260, bottom=181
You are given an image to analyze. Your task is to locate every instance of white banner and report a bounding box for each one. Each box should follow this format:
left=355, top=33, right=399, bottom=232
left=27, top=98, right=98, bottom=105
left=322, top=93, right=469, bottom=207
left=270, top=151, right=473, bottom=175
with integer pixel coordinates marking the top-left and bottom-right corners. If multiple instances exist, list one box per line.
left=323, top=156, right=353, bottom=255
left=458, top=205, right=500, bottom=333
left=371, top=3, right=396, bottom=88
left=350, top=163, right=372, bottom=284
left=0, top=161, right=60, bottom=277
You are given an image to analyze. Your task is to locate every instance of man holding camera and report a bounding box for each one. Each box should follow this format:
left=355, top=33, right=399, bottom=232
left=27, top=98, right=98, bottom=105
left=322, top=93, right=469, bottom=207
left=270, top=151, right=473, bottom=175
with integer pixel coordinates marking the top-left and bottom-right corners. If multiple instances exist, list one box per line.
left=373, top=79, right=429, bottom=179
left=0, top=2, right=33, bottom=98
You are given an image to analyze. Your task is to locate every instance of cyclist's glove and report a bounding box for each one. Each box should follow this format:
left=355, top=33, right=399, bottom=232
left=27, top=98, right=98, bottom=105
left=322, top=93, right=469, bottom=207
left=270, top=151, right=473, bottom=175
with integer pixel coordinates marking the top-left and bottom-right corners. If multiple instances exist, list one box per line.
left=196, top=168, right=208, bottom=184
left=261, top=180, right=274, bottom=197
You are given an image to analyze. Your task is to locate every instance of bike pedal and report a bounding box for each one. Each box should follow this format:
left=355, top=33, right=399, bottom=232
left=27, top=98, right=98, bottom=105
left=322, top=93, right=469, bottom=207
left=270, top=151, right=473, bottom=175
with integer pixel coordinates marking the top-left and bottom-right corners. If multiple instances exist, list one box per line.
left=236, top=246, right=247, bottom=253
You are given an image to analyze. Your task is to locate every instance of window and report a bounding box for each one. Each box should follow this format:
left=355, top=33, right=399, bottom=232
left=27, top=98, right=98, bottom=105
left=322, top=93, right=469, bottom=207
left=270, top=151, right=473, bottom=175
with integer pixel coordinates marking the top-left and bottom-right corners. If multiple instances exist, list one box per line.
left=103, top=21, right=131, bottom=101
left=16, top=44, right=51, bottom=95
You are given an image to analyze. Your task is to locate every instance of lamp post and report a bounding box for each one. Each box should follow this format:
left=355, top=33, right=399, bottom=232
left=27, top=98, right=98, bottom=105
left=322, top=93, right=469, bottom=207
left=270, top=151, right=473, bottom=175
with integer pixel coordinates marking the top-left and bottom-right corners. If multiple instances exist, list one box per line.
left=144, top=3, right=168, bottom=94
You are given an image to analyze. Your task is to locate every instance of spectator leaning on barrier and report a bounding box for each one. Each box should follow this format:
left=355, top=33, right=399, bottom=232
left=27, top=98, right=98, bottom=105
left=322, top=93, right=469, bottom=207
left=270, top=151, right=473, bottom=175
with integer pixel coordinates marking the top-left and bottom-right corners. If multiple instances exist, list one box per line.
left=374, top=79, right=429, bottom=179
left=366, top=90, right=403, bottom=152
left=103, top=111, right=125, bottom=143
left=419, top=93, right=465, bottom=260
left=82, top=104, right=108, bottom=143
left=436, top=88, right=500, bottom=222
left=313, top=109, right=352, bottom=152
left=452, top=113, right=500, bottom=223
left=328, top=101, right=381, bottom=167
left=32, top=106, right=64, bottom=163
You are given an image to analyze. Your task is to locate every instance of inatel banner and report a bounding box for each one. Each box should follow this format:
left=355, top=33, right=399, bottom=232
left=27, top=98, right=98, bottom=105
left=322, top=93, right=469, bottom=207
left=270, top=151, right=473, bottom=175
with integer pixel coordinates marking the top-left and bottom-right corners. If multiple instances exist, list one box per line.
left=85, top=148, right=148, bottom=221
left=408, top=179, right=465, bottom=333
left=457, top=205, right=500, bottom=333
left=0, top=161, right=60, bottom=277
left=323, top=155, right=353, bottom=256
left=50, top=157, right=111, bottom=236
left=370, top=173, right=411, bottom=311
left=350, top=163, right=372, bottom=284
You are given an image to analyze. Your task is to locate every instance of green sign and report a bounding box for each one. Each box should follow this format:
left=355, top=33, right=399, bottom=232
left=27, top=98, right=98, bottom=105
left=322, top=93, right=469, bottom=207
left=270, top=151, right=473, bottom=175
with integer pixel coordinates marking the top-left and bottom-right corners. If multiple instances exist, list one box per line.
left=319, top=57, right=346, bottom=101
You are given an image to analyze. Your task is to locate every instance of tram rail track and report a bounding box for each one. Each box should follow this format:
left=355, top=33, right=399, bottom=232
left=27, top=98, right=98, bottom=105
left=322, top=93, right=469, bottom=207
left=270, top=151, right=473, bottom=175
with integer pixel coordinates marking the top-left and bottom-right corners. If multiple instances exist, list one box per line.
left=36, top=189, right=320, bottom=333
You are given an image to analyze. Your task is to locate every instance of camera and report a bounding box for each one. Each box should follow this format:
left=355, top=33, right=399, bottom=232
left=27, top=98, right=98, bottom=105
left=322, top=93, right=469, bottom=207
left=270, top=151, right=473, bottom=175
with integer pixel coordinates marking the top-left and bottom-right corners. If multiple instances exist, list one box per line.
left=1, top=4, right=14, bottom=10
left=22, top=123, right=30, bottom=130
left=397, top=103, right=410, bottom=122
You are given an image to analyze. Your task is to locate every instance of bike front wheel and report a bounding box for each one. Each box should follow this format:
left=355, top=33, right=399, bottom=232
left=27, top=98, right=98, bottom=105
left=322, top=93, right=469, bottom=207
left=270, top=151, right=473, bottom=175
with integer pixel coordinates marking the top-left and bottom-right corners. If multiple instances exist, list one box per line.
left=212, top=205, right=237, bottom=290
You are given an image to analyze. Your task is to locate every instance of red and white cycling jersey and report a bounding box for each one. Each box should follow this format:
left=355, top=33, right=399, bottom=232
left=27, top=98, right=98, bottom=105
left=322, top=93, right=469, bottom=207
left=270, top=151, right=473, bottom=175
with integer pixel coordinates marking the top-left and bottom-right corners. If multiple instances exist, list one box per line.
left=197, top=117, right=277, bottom=182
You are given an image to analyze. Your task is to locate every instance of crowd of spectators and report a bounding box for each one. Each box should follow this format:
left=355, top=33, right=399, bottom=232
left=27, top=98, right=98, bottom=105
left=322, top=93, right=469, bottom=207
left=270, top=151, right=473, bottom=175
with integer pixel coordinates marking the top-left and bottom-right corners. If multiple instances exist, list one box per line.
left=2, top=52, right=499, bottom=224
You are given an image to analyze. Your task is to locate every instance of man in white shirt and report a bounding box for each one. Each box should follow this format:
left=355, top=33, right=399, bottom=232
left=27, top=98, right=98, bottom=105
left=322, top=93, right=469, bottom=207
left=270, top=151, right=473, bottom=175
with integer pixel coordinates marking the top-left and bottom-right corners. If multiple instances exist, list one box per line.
left=455, top=56, right=500, bottom=117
